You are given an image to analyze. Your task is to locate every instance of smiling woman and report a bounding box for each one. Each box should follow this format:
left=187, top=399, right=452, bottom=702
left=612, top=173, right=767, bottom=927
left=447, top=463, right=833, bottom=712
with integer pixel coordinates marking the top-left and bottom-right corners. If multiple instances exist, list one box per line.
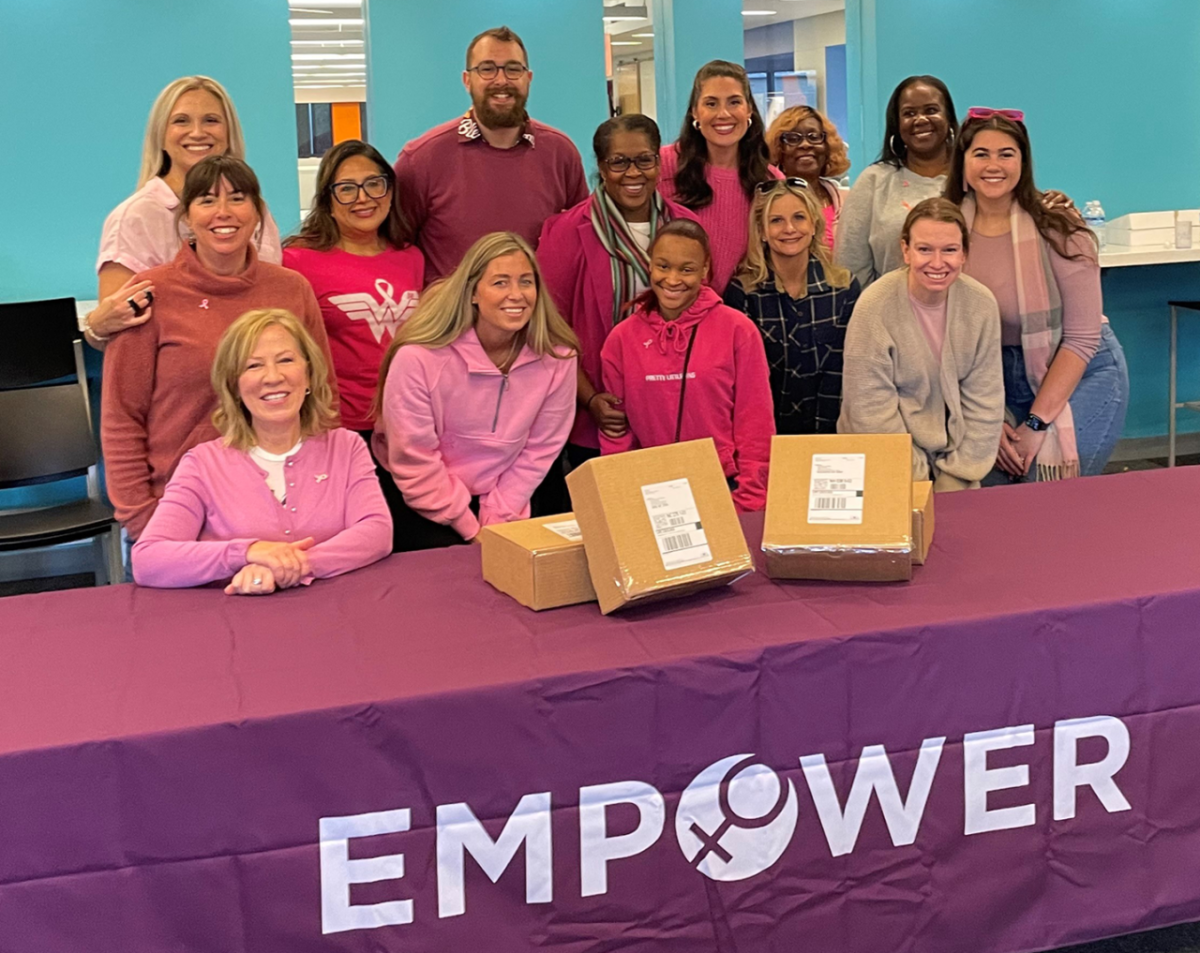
left=86, top=76, right=286, bottom=350
left=131, top=309, right=391, bottom=594
left=100, top=156, right=338, bottom=545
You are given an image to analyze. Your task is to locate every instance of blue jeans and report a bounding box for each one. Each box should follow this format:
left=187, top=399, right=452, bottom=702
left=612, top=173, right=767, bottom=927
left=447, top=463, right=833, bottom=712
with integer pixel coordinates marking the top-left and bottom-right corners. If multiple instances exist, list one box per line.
left=983, top=323, right=1129, bottom=484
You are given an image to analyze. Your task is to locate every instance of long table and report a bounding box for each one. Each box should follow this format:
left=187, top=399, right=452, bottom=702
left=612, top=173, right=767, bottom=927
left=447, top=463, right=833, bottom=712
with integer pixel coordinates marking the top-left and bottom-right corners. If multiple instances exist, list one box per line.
left=4, top=469, right=1200, bottom=953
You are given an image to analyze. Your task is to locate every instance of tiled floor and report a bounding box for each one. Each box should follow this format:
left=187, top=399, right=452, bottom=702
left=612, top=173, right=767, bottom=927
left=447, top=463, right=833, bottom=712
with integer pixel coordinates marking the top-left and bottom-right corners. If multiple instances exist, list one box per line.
left=4, top=460, right=1200, bottom=951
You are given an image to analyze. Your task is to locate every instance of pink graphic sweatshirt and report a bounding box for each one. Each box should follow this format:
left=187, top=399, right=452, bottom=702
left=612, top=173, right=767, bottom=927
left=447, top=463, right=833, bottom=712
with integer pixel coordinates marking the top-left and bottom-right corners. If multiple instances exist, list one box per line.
left=599, top=286, right=775, bottom=511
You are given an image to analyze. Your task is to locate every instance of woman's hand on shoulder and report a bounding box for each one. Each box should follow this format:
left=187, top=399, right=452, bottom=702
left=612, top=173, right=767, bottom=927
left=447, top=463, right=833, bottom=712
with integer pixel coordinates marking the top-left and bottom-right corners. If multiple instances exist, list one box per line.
left=225, top=565, right=278, bottom=596
left=88, top=276, right=155, bottom=340
left=1041, top=190, right=1082, bottom=224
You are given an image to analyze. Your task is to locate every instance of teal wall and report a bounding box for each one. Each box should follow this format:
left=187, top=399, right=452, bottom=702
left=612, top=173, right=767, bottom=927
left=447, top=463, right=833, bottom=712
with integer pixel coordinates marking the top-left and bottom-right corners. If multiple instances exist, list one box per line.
left=650, top=0, right=745, bottom=140
left=366, top=0, right=608, bottom=166
left=844, top=0, right=1200, bottom=440
left=0, top=0, right=297, bottom=305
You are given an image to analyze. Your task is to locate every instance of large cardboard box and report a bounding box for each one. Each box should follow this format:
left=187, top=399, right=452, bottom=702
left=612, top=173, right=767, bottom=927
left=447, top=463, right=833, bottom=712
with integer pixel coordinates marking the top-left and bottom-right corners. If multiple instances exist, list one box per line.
left=566, top=439, right=754, bottom=615
left=763, top=434, right=914, bottom=582
left=912, top=481, right=935, bottom=566
left=480, top=514, right=597, bottom=610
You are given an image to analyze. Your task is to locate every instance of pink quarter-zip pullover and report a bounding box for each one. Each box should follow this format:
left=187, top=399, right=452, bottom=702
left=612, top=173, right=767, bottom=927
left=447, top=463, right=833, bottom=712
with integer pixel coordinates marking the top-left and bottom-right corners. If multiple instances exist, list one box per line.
left=600, top=286, right=775, bottom=512
left=374, top=328, right=577, bottom=540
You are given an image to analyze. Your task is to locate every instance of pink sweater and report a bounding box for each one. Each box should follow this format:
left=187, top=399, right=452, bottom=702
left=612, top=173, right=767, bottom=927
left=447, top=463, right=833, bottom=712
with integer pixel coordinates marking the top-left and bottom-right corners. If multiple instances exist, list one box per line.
left=374, top=328, right=577, bottom=539
left=600, top=286, right=775, bottom=512
left=537, top=194, right=700, bottom=448
left=658, top=143, right=782, bottom=294
left=132, top=429, right=392, bottom=588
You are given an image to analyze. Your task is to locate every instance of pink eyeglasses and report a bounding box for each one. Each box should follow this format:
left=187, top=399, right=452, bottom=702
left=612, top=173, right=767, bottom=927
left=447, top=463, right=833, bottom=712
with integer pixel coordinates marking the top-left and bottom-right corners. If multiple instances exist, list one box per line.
left=967, top=106, right=1025, bottom=122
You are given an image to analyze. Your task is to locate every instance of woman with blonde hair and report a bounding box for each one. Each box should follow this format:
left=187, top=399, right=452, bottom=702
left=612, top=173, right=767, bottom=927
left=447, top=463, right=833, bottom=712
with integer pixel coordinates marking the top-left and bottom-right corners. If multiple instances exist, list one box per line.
left=133, top=309, right=391, bottom=594
left=765, top=105, right=850, bottom=247
left=725, top=178, right=859, bottom=435
left=85, top=76, right=284, bottom=349
left=373, top=232, right=578, bottom=551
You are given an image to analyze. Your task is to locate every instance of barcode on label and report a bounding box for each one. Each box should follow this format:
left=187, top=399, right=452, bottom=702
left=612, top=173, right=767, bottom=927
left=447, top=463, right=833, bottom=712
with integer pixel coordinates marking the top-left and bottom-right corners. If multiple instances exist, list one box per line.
left=667, top=515, right=689, bottom=527
left=662, top=533, right=694, bottom=553
left=813, top=496, right=847, bottom=510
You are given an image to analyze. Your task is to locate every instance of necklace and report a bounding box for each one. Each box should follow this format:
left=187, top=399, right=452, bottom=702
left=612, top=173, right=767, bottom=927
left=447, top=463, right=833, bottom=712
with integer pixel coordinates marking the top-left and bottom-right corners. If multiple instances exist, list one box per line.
left=494, top=334, right=521, bottom=374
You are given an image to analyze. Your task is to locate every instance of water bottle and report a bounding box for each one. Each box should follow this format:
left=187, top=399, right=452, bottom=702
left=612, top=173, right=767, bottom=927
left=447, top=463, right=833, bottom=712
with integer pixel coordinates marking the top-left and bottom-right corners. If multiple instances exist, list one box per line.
left=1083, top=200, right=1107, bottom=250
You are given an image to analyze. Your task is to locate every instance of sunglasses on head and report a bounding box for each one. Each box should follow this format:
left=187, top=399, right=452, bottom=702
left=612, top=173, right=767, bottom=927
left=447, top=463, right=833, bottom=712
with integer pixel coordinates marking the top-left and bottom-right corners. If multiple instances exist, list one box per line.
left=755, top=177, right=809, bottom=195
left=967, top=106, right=1025, bottom=123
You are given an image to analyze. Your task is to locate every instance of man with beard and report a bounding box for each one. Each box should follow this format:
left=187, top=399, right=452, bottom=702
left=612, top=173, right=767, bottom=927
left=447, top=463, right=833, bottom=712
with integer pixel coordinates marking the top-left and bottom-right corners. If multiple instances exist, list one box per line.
left=394, top=25, right=588, bottom=284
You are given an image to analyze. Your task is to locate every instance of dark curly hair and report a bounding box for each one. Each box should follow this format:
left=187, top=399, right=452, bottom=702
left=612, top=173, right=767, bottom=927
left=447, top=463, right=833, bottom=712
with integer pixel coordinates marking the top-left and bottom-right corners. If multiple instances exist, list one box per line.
left=672, top=60, right=771, bottom=209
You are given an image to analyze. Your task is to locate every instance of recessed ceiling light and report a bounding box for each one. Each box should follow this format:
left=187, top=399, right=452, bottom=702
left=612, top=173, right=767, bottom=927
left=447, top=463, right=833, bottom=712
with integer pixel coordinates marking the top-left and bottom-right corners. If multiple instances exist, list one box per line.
left=610, top=41, right=641, bottom=45
left=289, top=17, right=363, bottom=26
left=742, top=10, right=778, bottom=14
left=603, top=15, right=645, bottom=20
left=632, top=33, right=654, bottom=37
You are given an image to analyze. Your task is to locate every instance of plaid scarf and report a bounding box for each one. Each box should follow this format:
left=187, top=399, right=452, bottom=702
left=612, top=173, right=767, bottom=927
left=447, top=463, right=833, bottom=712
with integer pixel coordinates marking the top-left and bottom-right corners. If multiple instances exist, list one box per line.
left=963, top=196, right=1079, bottom=479
left=589, top=184, right=671, bottom=326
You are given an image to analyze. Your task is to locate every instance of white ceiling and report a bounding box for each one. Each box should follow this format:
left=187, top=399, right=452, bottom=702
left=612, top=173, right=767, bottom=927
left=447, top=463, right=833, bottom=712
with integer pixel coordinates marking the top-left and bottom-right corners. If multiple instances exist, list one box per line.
left=287, top=0, right=847, bottom=87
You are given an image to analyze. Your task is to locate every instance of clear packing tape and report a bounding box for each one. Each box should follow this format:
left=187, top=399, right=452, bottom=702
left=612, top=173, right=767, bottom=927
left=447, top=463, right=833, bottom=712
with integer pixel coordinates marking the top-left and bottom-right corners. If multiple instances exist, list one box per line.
left=761, top=536, right=914, bottom=583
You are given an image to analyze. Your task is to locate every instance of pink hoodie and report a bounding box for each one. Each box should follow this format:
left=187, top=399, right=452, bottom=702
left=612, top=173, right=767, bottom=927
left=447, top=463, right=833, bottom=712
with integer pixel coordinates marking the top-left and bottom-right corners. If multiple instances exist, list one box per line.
left=599, top=286, right=775, bottom=512
left=374, top=327, right=577, bottom=539
left=538, top=194, right=700, bottom=449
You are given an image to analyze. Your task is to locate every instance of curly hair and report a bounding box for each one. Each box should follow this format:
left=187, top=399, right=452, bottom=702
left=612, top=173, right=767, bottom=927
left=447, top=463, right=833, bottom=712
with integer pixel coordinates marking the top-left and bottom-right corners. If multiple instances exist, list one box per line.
left=765, top=105, right=850, bottom=178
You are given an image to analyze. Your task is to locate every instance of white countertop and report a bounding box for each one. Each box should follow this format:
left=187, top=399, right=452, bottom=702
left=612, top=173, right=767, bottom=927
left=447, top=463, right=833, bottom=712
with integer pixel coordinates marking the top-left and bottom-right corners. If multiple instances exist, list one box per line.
left=1099, top=245, right=1200, bottom=268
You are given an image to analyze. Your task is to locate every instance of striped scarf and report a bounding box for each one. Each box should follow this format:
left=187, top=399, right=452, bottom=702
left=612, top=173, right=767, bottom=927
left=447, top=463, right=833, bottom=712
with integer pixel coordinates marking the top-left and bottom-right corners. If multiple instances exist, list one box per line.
left=963, top=196, right=1079, bottom=480
left=589, top=184, right=671, bottom=326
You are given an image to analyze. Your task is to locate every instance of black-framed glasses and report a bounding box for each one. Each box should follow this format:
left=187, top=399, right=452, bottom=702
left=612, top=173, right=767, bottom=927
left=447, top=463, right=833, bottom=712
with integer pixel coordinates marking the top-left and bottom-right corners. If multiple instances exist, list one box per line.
left=779, top=130, right=827, bottom=147
left=330, top=175, right=390, bottom=205
left=755, top=176, right=809, bottom=194
left=467, top=60, right=529, bottom=81
left=604, top=153, right=659, bottom=174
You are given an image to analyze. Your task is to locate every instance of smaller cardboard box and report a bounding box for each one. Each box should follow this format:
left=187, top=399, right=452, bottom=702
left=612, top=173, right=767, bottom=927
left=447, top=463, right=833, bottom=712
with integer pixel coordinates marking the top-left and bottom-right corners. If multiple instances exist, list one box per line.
left=763, top=434, right=914, bottom=582
left=480, top=514, right=597, bottom=610
left=912, top=481, right=935, bottom=566
left=566, top=439, right=754, bottom=615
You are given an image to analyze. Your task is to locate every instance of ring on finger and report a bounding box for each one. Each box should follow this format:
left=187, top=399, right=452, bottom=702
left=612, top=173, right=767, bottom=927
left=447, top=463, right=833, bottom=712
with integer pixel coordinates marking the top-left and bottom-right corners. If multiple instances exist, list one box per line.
left=253, top=576, right=263, bottom=586
left=128, top=297, right=145, bottom=317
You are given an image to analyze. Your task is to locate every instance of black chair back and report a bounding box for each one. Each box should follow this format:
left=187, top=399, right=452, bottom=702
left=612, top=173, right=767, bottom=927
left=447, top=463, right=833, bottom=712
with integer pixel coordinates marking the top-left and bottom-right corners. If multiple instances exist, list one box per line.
left=0, top=297, right=80, bottom=386
left=0, top=384, right=98, bottom=488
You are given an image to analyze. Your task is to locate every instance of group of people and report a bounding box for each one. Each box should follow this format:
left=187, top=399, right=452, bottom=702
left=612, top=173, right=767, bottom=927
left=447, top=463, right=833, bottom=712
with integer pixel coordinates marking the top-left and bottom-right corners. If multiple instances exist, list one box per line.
left=85, top=26, right=1130, bottom=594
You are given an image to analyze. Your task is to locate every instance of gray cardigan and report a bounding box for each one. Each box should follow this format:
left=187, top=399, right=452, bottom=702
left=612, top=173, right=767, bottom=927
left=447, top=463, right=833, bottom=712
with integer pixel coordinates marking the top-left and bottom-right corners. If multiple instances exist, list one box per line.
left=838, top=269, right=1004, bottom=490
left=835, top=163, right=947, bottom=289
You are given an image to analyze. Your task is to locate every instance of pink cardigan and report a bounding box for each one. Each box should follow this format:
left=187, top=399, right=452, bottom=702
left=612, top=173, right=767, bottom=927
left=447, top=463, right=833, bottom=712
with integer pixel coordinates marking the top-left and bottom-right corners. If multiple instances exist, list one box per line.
left=600, top=286, right=775, bottom=512
left=538, top=194, right=699, bottom=449
left=374, top=328, right=577, bottom=539
left=132, top=429, right=392, bottom=588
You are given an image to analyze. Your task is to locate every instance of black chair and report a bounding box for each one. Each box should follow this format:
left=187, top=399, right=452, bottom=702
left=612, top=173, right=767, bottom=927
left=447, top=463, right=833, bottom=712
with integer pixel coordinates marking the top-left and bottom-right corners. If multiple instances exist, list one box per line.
left=0, top=298, right=123, bottom=585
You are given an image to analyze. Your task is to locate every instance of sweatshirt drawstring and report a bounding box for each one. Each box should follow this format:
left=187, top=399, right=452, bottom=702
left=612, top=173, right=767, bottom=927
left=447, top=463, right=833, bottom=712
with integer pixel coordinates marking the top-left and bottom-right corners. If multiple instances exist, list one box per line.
left=653, top=320, right=694, bottom=356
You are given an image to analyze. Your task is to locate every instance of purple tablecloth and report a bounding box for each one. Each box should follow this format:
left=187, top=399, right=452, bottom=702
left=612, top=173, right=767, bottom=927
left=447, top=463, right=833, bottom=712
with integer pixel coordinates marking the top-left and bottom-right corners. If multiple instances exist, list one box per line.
left=3, top=469, right=1200, bottom=953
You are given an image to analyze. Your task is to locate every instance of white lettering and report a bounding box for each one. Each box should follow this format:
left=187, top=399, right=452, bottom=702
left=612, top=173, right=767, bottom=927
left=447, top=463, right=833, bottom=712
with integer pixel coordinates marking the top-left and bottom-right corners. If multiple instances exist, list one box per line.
left=579, top=780, right=665, bottom=896
left=963, top=724, right=1036, bottom=834
left=800, top=737, right=945, bottom=857
left=436, top=793, right=553, bottom=918
left=319, top=808, right=412, bottom=934
left=1053, top=716, right=1132, bottom=819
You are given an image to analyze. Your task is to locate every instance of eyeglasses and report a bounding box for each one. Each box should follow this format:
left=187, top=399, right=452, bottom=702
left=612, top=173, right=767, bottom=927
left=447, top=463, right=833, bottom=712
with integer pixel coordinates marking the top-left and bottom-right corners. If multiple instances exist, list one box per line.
left=467, top=61, right=529, bottom=81
left=967, top=106, right=1025, bottom=123
left=330, top=175, right=390, bottom=205
left=778, top=130, right=827, bottom=147
left=755, top=177, right=810, bottom=194
left=604, top=153, right=659, bottom=173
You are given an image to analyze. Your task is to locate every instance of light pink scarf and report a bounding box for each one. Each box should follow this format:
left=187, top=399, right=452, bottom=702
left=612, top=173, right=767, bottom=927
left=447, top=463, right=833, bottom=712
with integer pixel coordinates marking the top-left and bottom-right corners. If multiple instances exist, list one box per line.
left=963, top=196, right=1079, bottom=479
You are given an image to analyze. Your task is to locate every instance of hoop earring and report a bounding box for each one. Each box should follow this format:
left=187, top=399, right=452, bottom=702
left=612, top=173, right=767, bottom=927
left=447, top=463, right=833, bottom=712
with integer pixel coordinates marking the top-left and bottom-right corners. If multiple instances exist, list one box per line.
left=692, top=119, right=700, bottom=130
left=305, top=387, right=311, bottom=395
left=890, top=134, right=904, bottom=155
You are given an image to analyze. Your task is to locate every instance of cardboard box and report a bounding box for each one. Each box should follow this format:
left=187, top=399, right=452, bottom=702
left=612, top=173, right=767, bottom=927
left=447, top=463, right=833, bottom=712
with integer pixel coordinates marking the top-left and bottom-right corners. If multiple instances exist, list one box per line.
left=480, top=514, right=597, bottom=610
left=566, top=439, right=754, bottom=615
left=763, top=434, right=914, bottom=582
left=912, top=481, right=935, bottom=566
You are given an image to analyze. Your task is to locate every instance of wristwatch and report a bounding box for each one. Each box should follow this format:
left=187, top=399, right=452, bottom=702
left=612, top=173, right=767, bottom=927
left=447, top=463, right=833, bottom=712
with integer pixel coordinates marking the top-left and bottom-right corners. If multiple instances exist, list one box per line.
left=1024, top=413, right=1050, bottom=432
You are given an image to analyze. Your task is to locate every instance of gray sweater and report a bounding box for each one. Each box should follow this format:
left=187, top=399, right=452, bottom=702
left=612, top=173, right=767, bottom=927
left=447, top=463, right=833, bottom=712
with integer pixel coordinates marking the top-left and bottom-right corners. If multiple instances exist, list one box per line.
left=835, top=163, right=947, bottom=289
left=838, top=269, right=1004, bottom=490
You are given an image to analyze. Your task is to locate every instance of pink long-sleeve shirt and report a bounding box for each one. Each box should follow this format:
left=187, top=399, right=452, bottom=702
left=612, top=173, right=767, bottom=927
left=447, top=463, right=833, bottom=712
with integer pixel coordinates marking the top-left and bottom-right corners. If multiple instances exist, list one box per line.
left=658, top=143, right=782, bottom=295
left=537, top=193, right=700, bottom=449
left=600, top=286, right=776, bottom=512
left=132, top=429, right=392, bottom=588
left=374, top=328, right=577, bottom=540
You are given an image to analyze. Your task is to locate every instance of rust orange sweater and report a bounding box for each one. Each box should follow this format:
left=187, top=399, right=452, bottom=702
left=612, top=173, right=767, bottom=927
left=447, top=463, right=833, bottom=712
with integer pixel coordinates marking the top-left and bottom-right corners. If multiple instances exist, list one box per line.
left=101, top=242, right=334, bottom=539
